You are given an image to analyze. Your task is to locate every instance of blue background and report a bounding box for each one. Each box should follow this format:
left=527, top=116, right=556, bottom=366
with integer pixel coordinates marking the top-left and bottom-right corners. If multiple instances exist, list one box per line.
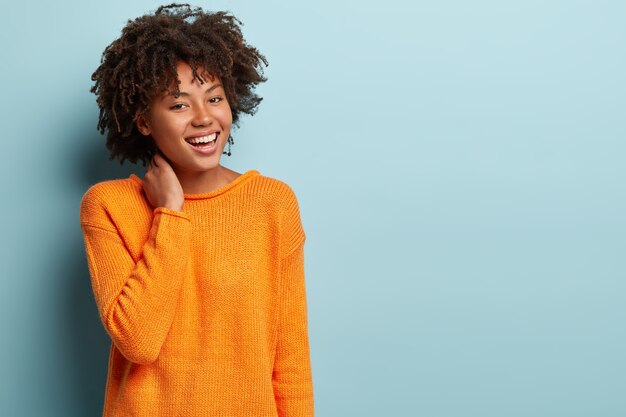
left=1, top=0, right=625, bottom=415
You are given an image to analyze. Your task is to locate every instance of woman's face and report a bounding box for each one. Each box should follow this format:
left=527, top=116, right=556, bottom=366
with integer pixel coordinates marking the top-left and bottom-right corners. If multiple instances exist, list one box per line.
left=136, top=61, right=233, bottom=175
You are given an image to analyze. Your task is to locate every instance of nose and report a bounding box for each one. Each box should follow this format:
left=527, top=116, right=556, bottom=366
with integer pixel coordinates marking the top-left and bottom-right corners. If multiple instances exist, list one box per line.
left=191, top=103, right=212, bottom=127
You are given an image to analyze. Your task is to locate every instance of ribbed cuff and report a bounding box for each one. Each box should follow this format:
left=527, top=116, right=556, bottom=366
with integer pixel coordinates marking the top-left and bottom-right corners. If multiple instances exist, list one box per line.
left=154, top=207, right=190, bottom=220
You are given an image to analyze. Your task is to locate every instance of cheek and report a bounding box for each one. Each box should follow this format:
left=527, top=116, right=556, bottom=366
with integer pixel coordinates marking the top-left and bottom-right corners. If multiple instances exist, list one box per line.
left=150, top=116, right=185, bottom=141
left=220, top=101, right=233, bottom=124
left=221, top=108, right=233, bottom=127
left=224, top=109, right=233, bottom=126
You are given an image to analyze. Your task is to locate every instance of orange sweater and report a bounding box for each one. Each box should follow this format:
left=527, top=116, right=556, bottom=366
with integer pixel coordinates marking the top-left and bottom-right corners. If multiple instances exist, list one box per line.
left=80, top=170, right=314, bottom=417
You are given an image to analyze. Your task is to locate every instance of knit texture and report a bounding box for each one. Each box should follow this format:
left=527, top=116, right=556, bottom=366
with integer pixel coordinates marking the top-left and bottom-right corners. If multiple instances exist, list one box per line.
left=80, top=170, right=314, bottom=417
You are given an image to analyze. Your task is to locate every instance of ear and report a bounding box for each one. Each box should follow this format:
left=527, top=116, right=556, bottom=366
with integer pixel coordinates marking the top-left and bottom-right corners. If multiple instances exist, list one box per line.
left=135, top=114, right=151, bottom=136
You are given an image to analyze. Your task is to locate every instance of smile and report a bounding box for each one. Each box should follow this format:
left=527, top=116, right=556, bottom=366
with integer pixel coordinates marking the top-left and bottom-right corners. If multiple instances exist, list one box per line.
left=185, top=132, right=218, bottom=146
left=184, top=132, right=219, bottom=155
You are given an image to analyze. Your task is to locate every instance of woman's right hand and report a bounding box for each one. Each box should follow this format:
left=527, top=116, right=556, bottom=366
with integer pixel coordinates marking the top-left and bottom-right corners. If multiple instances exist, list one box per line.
left=143, top=153, right=185, bottom=212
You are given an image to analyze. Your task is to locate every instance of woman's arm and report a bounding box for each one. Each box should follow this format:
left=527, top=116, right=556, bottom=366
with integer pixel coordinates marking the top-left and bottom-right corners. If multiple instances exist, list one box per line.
left=273, top=241, right=314, bottom=416
left=272, top=184, right=314, bottom=416
left=81, top=207, right=191, bottom=364
left=81, top=153, right=189, bottom=364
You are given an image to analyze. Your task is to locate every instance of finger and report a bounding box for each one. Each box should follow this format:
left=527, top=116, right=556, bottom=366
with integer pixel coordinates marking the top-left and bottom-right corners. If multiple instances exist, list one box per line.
left=156, top=153, right=172, bottom=170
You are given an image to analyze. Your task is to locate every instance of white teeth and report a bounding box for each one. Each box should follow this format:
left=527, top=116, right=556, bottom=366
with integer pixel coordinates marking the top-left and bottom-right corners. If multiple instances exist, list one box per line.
left=186, top=133, right=217, bottom=144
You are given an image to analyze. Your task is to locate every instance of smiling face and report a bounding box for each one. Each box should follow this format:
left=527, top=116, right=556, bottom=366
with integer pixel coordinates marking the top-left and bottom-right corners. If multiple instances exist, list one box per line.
left=136, top=61, right=233, bottom=176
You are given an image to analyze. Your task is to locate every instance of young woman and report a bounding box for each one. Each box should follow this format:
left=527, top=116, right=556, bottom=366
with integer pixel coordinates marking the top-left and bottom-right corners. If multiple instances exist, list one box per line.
left=80, top=4, right=314, bottom=416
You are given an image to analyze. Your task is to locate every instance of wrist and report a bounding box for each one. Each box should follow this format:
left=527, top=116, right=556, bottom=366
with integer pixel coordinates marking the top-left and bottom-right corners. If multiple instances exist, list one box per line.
left=163, top=200, right=184, bottom=212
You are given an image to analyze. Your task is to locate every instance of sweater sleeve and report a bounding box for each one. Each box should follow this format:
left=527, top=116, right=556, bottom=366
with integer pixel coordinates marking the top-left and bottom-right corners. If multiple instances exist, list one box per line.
left=272, top=183, right=314, bottom=415
left=81, top=205, right=191, bottom=365
left=273, top=243, right=314, bottom=416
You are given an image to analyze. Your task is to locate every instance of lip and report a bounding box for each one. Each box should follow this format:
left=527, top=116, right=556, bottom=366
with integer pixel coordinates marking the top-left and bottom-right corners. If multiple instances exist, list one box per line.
left=184, top=131, right=219, bottom=155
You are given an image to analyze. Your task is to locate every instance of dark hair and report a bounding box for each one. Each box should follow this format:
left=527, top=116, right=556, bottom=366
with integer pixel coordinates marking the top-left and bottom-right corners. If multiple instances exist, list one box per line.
left=91, top=3, right=268, bottom=164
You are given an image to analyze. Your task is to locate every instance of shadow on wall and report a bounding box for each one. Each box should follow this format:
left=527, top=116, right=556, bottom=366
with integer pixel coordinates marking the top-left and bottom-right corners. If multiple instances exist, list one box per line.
left=61, top=122, right=146, bottom=415
left=79, top=131, right=146, bottom=188
left=61, top=241, right=110, bottom=415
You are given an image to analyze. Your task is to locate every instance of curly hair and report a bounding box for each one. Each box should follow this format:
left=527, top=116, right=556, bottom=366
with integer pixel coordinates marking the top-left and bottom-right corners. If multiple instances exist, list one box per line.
left=91, top=3, right=268, bottom=164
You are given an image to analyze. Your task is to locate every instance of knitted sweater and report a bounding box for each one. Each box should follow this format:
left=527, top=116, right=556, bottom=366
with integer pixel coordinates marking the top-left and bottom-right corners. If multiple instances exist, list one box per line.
left=80, top=170, right=314, bottom=417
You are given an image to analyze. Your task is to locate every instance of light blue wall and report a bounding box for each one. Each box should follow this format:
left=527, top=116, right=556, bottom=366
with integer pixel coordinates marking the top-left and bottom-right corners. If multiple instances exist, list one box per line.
left=1, top=1, right=625, bottom=415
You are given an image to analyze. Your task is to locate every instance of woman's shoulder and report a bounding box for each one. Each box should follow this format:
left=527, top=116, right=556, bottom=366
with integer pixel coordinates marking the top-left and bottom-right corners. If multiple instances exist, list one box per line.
left=252, top=173, right=305, bottom=255
left=252, top=172, right=303, bottom=222
left=252, top=172, right=300, bottom=202
left=80, top=175, right=146, bottom=225
left=82, top=175, right=142, bottom=203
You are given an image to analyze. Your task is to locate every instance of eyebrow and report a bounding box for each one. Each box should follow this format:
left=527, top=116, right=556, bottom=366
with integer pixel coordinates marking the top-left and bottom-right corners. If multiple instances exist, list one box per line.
left=172, top=84, right=224, bottom=97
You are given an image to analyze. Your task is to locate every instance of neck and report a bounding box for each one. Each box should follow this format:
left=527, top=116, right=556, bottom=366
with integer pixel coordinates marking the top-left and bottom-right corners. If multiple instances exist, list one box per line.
left=174, top=165, right=229, bottom=194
